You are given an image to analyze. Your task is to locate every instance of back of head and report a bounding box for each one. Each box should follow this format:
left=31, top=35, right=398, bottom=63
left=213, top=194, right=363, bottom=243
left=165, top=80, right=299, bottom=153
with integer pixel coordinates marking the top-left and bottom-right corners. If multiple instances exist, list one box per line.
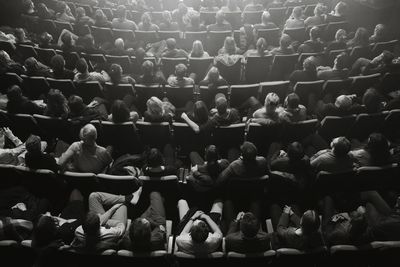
left=114, top=38, right=125, bottom=50
left=129, top=218, right=151, bottom=251
left=111, top=100, right=130, bottom=123
left=256, top=37, right=267, bottom=54
left=142, top=60, right=154, bottom=75
left=191, top=40, right=204, bottom=57
left=175, top=63, right=187, bottom=78
left=215, top=94, right=228, bottom=115
left=26, top=134, right=42, bottom=154
left=190, top=220, right=209, bottom=243
left=76, top=58, right=88, bottom=74
left=207, top=66, right=220, bottom=83
left=285, top=93, right=300, bottom=110
left=314, top=3, right=325, bottom=16
left=79, top=123, right=97, bottom=143
left=146, top=148, right=164, bottom=168
left=265, top=92, right=280, bottom=107
left=193, top=100, right=209, bottom=124
left=61, top=31, right=73, bottom=46
left=141, top=12, right=151, bottom=25
left=292, top=6, right=303, bottom=19
left=146, top=96, right=163, bottom=116
left=0, top=50, right=11, bottom=65
left=362, top=87, right=381, bottom=113
left=331, top=136, right=351, bottom=157
left=353, top=27, right=369, bottom=46
left=381, top=50, right=395, bottom=65
left=76, top=7, right=85, bottom=18
left=334, top=95, right=352, bottom=110
left=7, top=85, right=23, bottom=102
left=366, top=132, right=390, bottom=164
left=241, top=141, right=257, bottom=162
left=215, top=10, right=225, bottom=23
left=116, top=5, right=127, bottom=20
left=50, top=54, right=65, bottom=72
left=166, top=38, right=177, bottom=50
left=68, top=95, right=85, bottom=115
left=24, top=57, right=38, bottom=72
left=301, top=210, right=320, bottom=235
left=280, top=33, right=291, bottom=49
left=32, top=215, right=58, bottom=248
left=109, top=63, right=123, bottom=84
left=240, top=212, right=259, bottom=239
left=335, top=29, right=347, bottom=42
left=223, top=36, right=237, bottom=55
left=303, top=56, right=316, bottom=73
left=309, top=26, right=320, bottom=40
left=335, top=1, right=348, bottom=16
left=262, top=11, right=271, bottom=24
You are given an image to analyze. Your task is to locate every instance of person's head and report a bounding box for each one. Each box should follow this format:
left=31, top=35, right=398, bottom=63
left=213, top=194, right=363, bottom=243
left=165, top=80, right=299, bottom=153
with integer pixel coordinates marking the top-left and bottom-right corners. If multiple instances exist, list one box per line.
left=352, top=27, right=369, bottom=46
left=76, top=58, right=89, bottom=74
left=223, top=36, right=237, bottom=55
left=373, top=24, right=386, bottom=39
left=330, top=136, right=351, bottom=157
left=334, top=94, right=352, bottom=110
left=205, top=144, right=218, bottom=163
left=166, top=38, right=177, bottom=50
left=146, top=148, right=164, bottom=168
left=191, top=40, right=205, bottom=57
left=76, top=7, right=86, bottom=18
left=115, top=5, right=127, bottom=20
left=215, top=10, right=225, bottom=24
left=95, top=9, right=107, bottom=22
left=141, top=12, right=151, bottom=25
left=135, top=47, right=146, bottom=61
left=26, top=134, right=42, bottom=154
left=31, top=214, right=58, bottom=248
left=365, top=132, right=390, bottom=164
left=255, top=37, right=267, bottom=55
left=207, top=66, right=220, bottom=83
left=82, top=211, right=100, bottom=248
left=300, top=210, right=320, bottom=235
left=190, top=13, right=201, bottom=27
left=309, top=26, right=320, bottom=41
left=284, top=93, right=301, bottom=111
left=68, top=95, right=85, bottom=115
left=240, top=141, right=258, bottom=162
left=14, top=28, right=27, bottom=42
left=175, top=63, right=187, bottom=79
left=142, top=60, right=154, bottom=76
left=58, top=2, right=68, bottom=13
left=178, top=2, right=188, bottom=15
left=335, top=29, right=347, bottom=42
left=314, top=3, right=325, bottom=16
left=46, top=89, right=69, bottom=116
left=303, top=56, right=317, bottom=73
left=240, top=212, right=259, bottom=239
left=129, top=218, right=151, bottom=250
left=287, top=141, right=305, bottom=162
left=261, top=11, right=272, bottom=25
left=0, top=50, right=11, bottom=65
left=215, top=94, right=228, bottom=115
left=227, top=0, right=238, bottom=10
left=264, top=92, right=280, bottom=115
left=190, top=220, right=209, bottom=243
left=60, top=31, right=73, bottom=47
left=50, top=54, right=66, bottom=72
left=79, top=123, right=98, bottom=146
left=193, top=100, right=209, bottom=124
left=109, top=63, right=123, bottom=84
left=111, top=100, right=130, bottom=123
left=292, top=6, right=303, bottom=19
left=39, top=32, right=53, bottom=46
left=279, top=33, right=291, bottom=49
left=334, top=1, right=348, bottom=16
left=334, top=52, right=347, bottom=70
left=362, top=87, right=382, bottom=113
left=114, top=38, right=125, bottom=51
left=146, top=96, right=164, bottom=117
left=379, top=50, right=395, bottom=65
left=24, top=57, right=39, bottom=73
left=162, top=10, right=173, bottom=23
left=7, top=85, right=24, bottom=103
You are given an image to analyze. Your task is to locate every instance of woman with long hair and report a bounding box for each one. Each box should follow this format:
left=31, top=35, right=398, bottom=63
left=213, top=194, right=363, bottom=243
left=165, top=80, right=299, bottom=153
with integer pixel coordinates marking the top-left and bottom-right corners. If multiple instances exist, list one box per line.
left=189, top=40, right=210, bottom=58
left=45, top=89, right=70, bottom=119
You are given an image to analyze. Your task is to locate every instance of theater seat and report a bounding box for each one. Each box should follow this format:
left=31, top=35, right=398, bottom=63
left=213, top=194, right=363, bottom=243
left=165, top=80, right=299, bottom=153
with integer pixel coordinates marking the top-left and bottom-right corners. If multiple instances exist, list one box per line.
left=259, top=81, right=290, bottom=104
left=97, top=174, right=141, bottom=195
left=245, top=55, right=274, bottom=83
left=318, top=115, right=356, bottom=142
left=229, top=84, right=259, bottom=109
left=347, top=112, right=388, bottom=141
left=75, top=81, right=104, bottom=104
left=136, top=121, right=172, bottom=150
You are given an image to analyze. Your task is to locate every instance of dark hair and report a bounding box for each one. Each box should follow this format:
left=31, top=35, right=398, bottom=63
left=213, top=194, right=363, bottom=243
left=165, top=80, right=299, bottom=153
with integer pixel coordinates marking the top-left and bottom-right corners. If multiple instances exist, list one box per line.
left=109, top=63, right=123, bottom=84
left=285, top=93, right=300, bottom=110
left=7, top=85, right=24, bottom=103
left=205, top=145, right=220, bottom=178
left=241, top=141, right=257, bottom=162
left=46, top=89, right=69, bottom=118
left=193, top=101, right=209, bottom=124
left=68, top=95, right=85, bottom=116
left=215, top=96, right=228, bottom=115
left=76, top=58, right=88, bottom=74
left=240, top=212, right=259, bottom=238
left=309, top=26, right=320, bottom=40
left=362, top=88, right=382, bottom=113
left=301, top=210, right=320, bottom=235
left=190, top=220, right=209, bottom=243
left=129, top=218, right=151, bottom=251
left=31, top=215, right=58, bottom=248
left=287, top=142, right=305, bottom=162
left=111, top=100, right=130, bottom=123
left=146, top=148, right=164, bottom=168
left=50, top=54, right=65, bottom=72
left=365, top=133, right=391, bottom=166
left=82, top=211, right=100, bottom=251
left=332, top=137, right=351, bottom=157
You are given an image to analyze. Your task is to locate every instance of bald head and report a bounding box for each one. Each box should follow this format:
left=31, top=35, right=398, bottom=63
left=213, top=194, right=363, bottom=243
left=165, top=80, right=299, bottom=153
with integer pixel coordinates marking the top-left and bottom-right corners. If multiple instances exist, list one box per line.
left=115, top=38, right=124, bottom=50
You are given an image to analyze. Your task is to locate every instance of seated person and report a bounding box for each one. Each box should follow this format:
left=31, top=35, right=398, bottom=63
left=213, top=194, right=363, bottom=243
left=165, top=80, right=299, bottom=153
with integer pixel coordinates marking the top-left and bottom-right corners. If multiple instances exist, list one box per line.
left=58, top=124, right=113, bottom=174
left=298, top=26, right=325, bottom=53
left=207, top=10, right=232, bottom=32
left=350, top=133, right=394, bottom=167
left=73, top=58, right=110, bottom=84
left=317, top=52, right=349, bottom=80
left=316, top=94, right=361, bottom=120
left=225, top=211, right=272, bottom=253
left=280, top=93, right=307, bottom=123
left=272, top=206, right=324, bottom=250
left=346, top=27, right=369, bottom=49
left=188, top=145, right=229, bottom=192
left=119, top=191, right=167, bottom=251
left=136, top=60, right=166, bottom=84
left=210, top=94, right=241, bottom=125
left=24, top=135, right=59, bottom=172
left=310, top=136, right=355, bottom=173
left=176, top=199, right=223, bottom=254
left=243, top=0, right=263, bottom=11
left=350, top=50, right=395, bottom=76
left=198, top=67, right=228, bottom=89
left=141, top=147, right=178, bottom=177
left=289, top=56, right=318, bottom=87
left=369, top=24, right=389, bottom=44
left=167, top=63, right=194, bottom=87
left=185, top=13, right=206, bottom=32
left=244, top=37, right=269, bottom=57
left=6, top=85, right=45, bottom=115
left=68, top=95, right=108, bottom=124
left=112, top=5, right=138, bottom=30
left=0, top=127, right=26, bottom=165
left=50, top=54, right=75, bottom=80
left=138, top=12, right=159, bottom=31
left=159, top=11, right=179, bottom=31
left=304, top=4, right=326, bottom=28
left=189, top=40, right=210, bottom=58
left=216, top=141, right=268, bottom=186
left=270, top=34, right=295, bottom=55
left=24, top=57, right=53, bottom=78
left=253, top=11, right=278, bottom=38
left=251, top=93, right=286, bottom=126
left=326, top=29, right=347, bottom=51
left=107, top=38, right=134, bottom=56
left=143, top=96, right=175, bottom=123
left=181, top=101, right=215, bottom=134
left=72, top=190, right=138, bottom=252
left=172, top=2, right=200, bottom=31
left=161, top=38, right=188, bottom=58
left=0, top=50, right=25, bottom=76
left=284, top=6, right=305, bottom=29
left=108, top=100, right=139, bottom=123
left=326, top=1, right=347, bottom=23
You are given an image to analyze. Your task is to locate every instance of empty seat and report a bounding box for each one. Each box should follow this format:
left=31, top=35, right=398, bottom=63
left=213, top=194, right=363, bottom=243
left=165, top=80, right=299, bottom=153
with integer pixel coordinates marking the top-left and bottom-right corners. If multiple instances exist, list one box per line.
left=21, top=75, right=51, bottom=100
left=200, top=11, right=217, bottom=25
left=46, top=78, right=76, bottom=98
left=268, top=7, right=287, bottom=27
left=7, top=113, right=42, bottom=141
left=135, top=31, right=159, bottom=47
left=0, top=41, right=16, bottom=56
left=75, top=81, right=104, bottom=104
left=242, top=11, right=263, bottom=24
left=104, top=82, right=135, bottom=102
left=245, top=55, right=274, bottom=83
left=283, top=119, right=319, bottom=142
left=105, top=55, right=132, bottom=73
left=350, top=73, right=381, bottom=96
left=16, top=44, right=38, bottom=61
left=259, top=81, right=290, bottom=104
left=371, top=39, right=398, bottom=57
left=188, top=57, right=213, bottom=83
left=270, top=54, right=299, bottom=81
left=165, top=85, right=194, bottom=109
left=293, top=80, right=324, bottom=107
left=112, top=29, right=135, bottom=42
left=215, top=59, right=242, bottom=84
left=33, top=114, right=72, bottom=143
left=382, top=109, right=400, bottom=141
left=136, top=121, right=172, bottom=150
left=283, top=27, right=307, bottom=43
left=97, top=174, right=141, bottom=195
left=213, top=123, right=246, bottom=157
left=380, top=72, right=400, bottom=96
left=322, top=79, right=352, bottom=99
left=347, top=112, right=389, bottom=141
left=256, top=28, right=281, bottom=47
left=224, top=12, right=242, bottom=30
left=161, top=57, right=188, bottom=78
left=246, top=123, right=283, bottom=156
left=230, top=84, right=259, bottom=108
left=34, top=47, right=57, bottom=66
left=172, top=122, right=212, bottom=155
left=318, top=115, right=356, bottom=142
left=91, top=26, right=114, bottom=45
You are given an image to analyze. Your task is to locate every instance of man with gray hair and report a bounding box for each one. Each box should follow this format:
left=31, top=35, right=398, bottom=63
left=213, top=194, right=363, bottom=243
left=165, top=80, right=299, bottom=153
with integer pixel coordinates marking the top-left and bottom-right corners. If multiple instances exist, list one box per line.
left=207, top=10, right=232, bottom=32
left=58, top=123, right=112, bottom=173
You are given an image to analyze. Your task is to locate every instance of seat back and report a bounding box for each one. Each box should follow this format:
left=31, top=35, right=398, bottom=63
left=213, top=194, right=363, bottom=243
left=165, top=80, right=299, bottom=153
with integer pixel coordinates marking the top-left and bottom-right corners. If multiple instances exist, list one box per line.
left=275, top=247, right=328, bottom=266
left=371, top=39, right=398, bottom=57
left=270, top=54, right=299, bottom=81
left=215, top=59, right=242, bottom=84
left=76, top=81, right=104, bottom=104
left=229, top=84, right=259, bottom=108
left=112, top=29, right=135, bottom=42
left=21, top=75, right=50, bottom=100
left=172, top=122, right=212, bottom=156
left=136, top=121, right=172, bottom=150
left=357, top=164, right=400, bottom=191
left=134, top=84, right=165, bottom=113
left=350, top=73, right=381, bottom=96
left=349, top=46, right=372, bottom=65
left=91, top=26, right=114, bottom=45
left=165, top=85, right=194, bottom=109
left=35, top=47, right=57, bottom=66
left=246, top=123, right=283, bottom=156
left=47, top=78, right=76, bottom=98
left=16, top=44, right=38, bottom=61
left=0, top=164, right=20, bottom=189
left=135, top=31, right=159, bottom=47
left=60, top=171, right=99, bottom=197
left=283, top=27, right=307, bottom=43
left=226, top=175, right=269, bottom=200
left=184, top=31, right=207, bottom=52
left=315, top=170, right=357, bottom=195
left=0, top=41, right=16, bottom=56
left=318, top=115, right=356, bottom=142
left=33, top=114, right=71, bottom=142
left=380, top=72, right=400, bottom=95
left=347, top=112, right=388, bottom=141
left=256, top=28, right=281, bottom=47
left=7, top=113, right=42, bottom=142
left=283, top=119, right=319, bottom=143
left=97, top=174, right=141, bottom=195
left=104, top=82, right=134, bottom=102
left=322, top=79, right=352, bottom=99
left=224, top=12, right=242, bottom=30
left=158, top=31, right=181, bottom=42
left=207, top=31, right=232, bottom=56
left=323, top=21, right=348, bottom=41
left=259, top=81, right=290, bottom=103
left=382, top=109, right=400, bottom=141
left=200, top=11, right=217, bottom=25
left=226, top=251, right=276, bottom=266
left=160, top=57, right=188, bottom=78
left=268, top=7, right=287, bottom=27
left=293, top=80, right=325, bottom=107
left=245, top=55, right=273, bottom=83
left=174, top=251, right=225, bottom=267
left=1, top=72, right=23, bottom=93
left=188, top=57, right=214, bottom=83
left=105, top=55, right=132, bottom=74
left=213, top=123, right=246, bottom=157
left=199, top=85, right=229, bottom=109
left=242, top=11, right=263, bottom=24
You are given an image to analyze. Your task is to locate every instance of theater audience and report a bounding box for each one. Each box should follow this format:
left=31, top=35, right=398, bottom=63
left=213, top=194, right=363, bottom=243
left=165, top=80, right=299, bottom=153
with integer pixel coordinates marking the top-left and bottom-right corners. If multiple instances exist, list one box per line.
left=68, top=95, right=108, bottom=123
left=280, top=93, right=307, bottom=123
left=0, top=50, right=25, bottom=75
left=24, top=57, right=52, bottom=78
left=244, top=37, right=269, bottom=57
left=350, top=50, right=395, bottom=76
left=210, top=94, right=241, bottom=125
left=58, top=124, right=112, bottom=173
left=75, top=7, right=94, bottom=27
left=221, top=0, right=241, bottom=12
left=326, top=1, right=347, bottom=23
left=243, top=0, right=263, bottom=12
left=305, top=4, right=326, bottom=28
left=159, top=11, right=179, bottom=31
left=270, top=34, right=295, bottom=55
left=181, top=100, right=214, bottom=134
left=94, top=9, right=112, bottom=28
left=108, top=100, right=139, bottom=123
left=144, top=96, right=175, bottom=123
left=56, top=2, right=75, bottom=23
left=185, top=13, right=206, bottom=32
left=138, top=12, right=160, bottom=31
left=253, top=11, right=278, bottom=34
left=298, top=26, right=324, bottom=53
left=50, top=54, right=75, bottom=80
left=24, top=135, right=58, bottom=172
left=251, top=93, right=285, bottom=125
left=136, top=60, right=166, bottom=84
left=289, top=56, right=318, bottom=86
left=141, top=147, right=178, bottom=177
left=317, top=52, right=349, bottom=80
left=112, top=5, right=138, bottom=31
left=326, top=29, right=347, bottom=51
left=207, top=10, right=232, bottom=32
left=167, top=63, right=194, bottom=87
left=347, top=27, right=370, bottom=49
left=198, top=66, right=228, bottom=88
left=73, top=58, right=110, bottom=83
left=369, top=24, right=388, bottom=44
left=6, top=85, right=45, bottom=115
left=189, top=40, right=210, bottom=58
left=284, top=6, right=305, bottom=29
left=172, top=2, right=200, bottom=31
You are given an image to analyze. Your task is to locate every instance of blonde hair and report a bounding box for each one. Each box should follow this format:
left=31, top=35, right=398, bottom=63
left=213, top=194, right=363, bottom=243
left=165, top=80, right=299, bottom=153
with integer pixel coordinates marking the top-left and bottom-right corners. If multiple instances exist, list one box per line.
left=146, top=96, right=164, bottom=117
left=191, top=40, right=204, bottom=57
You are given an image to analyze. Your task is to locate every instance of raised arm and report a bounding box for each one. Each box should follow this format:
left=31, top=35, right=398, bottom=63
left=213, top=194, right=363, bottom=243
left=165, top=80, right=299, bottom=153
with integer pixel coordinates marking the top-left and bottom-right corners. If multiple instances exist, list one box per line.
left=181, top=112, right=200, bottom=133
left=201, top=213, right=222, bottom=236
